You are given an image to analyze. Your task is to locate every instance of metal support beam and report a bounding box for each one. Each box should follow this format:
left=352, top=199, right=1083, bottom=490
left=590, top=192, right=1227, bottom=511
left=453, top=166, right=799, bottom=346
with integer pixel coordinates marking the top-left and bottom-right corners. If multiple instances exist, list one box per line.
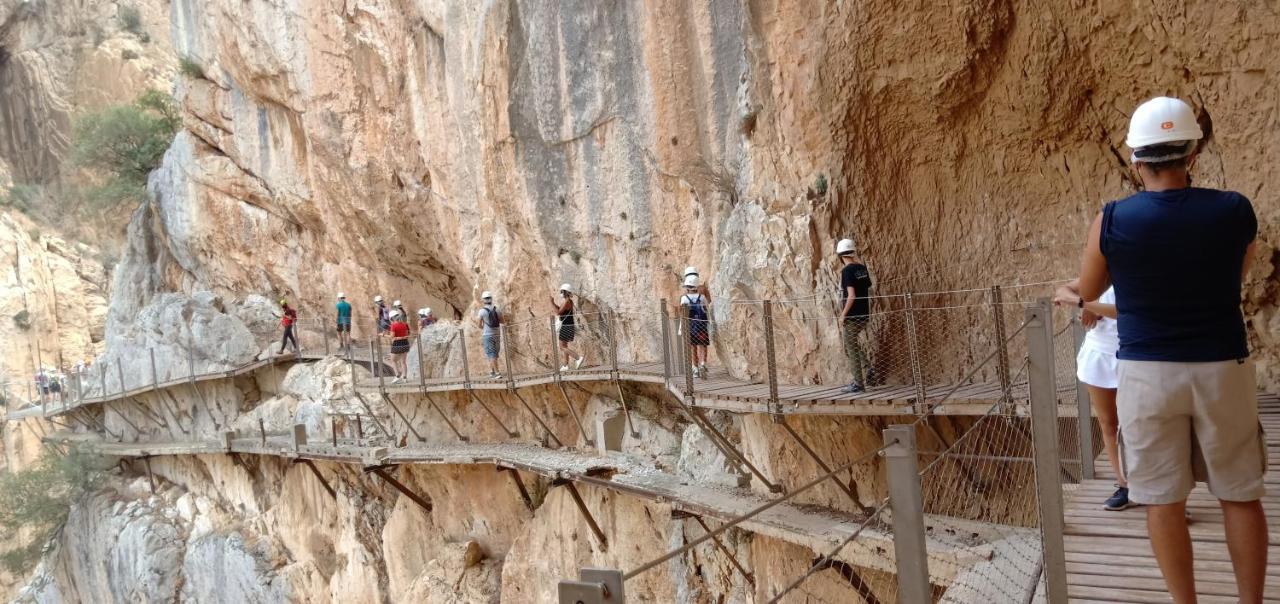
left=806, top=559, right=883, bottom=604
left=605, top=311, right=638, bottom=438
left=458, top=327, right=472, bottom=387
left=1071, top=317, right=1095, bottom=480
left=904, top=293, right=928, bottom=413
left=372, top=338, right=385, bottom=393
left=142, top=456, right=156, bottom=494
left=465, top=389, right=519, bottom=438
left=668, top=393, right=780, bottom=493
left=990, top=285, right=1013, bottom=411
left=557, top=480, right=608, bottom=550
left=659, top=300, right=672, bottom=384
left=150, top=348, right=159, bottom=389
left=294, top=458, right=338, bottom=501
left=690, top=515, right=755, bottom=587
left=763, top=300, right=781, bottom=417
left=367, top=465, right=432, bottom=512
left=379, top=392, right=425, bottom=443
left=883, top=425, right=930, bottom=604
left=613, top=381, right=640, bottom=439
left=500, top=467, right=535, bottom=512
left=1025, top=299, right=1069, bottom=604
left=550, top=317, right=561, bottom=381
left=350, top=390, right=394, bottom=439
left=778, top=418, right=871, bottom=514
left=501, top=324, right=516, bottom=390
left=423, top=392, right=469, bottom=442
left=555, top=382, right=593, bottom=447
left=259, top=417, right=267, bottom=446
left=681, top=306, right=694, bottom=398
left=508, top=390, right=563, bottom=448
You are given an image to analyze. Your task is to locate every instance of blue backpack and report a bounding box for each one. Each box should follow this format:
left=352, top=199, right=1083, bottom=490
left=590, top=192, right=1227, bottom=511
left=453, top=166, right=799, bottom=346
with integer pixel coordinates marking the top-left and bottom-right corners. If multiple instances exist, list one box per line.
left=684, top=295, right=708, bottom=322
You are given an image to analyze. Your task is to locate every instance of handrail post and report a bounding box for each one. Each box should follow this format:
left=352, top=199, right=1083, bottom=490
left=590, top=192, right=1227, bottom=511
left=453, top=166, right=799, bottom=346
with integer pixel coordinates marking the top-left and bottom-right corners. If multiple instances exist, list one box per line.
left=501, top=324, right=516, bottom=390
left=116, top=358, right=126, bottom=397
left=372, top=338, right=385, bottom=392
left=606, top=310, right=620, bottom=380
left=904, top=293, right=927, bottom=414
left=1071, top=316, right=1095, bottom=480
left=762, top=300, right=781, bottom=418
left=990, top=285, right=1012, bottom=411
left=659, top=300, right=671, bottom=384
left=323, top=318, right=331, bottom=357
left=458, top=327, right=472, bottom=388
left=1025, top=298, right=1069, bottom=604
left=550, top=317, right=561, bottom=381
left=883, top=424, right=930, bottom=604
left=681, top=306, right=694, bottom=399
left=418, top=332, right=427, bottom=389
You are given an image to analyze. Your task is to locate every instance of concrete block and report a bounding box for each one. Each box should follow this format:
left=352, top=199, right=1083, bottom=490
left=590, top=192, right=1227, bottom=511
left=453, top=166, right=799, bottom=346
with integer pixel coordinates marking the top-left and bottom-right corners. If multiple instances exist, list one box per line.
left=595, top=410, right=625, bottom=454
left=291, top=423, right=308, bottom=449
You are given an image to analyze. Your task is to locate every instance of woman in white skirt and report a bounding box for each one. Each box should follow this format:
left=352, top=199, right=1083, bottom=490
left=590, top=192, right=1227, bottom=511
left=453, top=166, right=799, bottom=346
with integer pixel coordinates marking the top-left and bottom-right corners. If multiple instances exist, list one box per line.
left=1056, top=282, right=1132, bottom=510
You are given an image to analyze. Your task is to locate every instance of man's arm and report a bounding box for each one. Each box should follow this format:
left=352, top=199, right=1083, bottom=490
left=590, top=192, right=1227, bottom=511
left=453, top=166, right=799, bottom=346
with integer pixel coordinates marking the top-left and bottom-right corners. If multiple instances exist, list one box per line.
left=840, top=286, right=856, bottom=318
left=1078, top=213, right=1110, bottom=301
left=1243, top=241, right=1257, bottom=283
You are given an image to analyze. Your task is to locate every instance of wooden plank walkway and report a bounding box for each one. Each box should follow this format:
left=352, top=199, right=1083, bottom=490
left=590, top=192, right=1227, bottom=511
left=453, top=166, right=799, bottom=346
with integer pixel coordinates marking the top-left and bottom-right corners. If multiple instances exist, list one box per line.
left=66, top=435, right=1015, bottom=586
left=1062, top=393, right=1280, bottom=602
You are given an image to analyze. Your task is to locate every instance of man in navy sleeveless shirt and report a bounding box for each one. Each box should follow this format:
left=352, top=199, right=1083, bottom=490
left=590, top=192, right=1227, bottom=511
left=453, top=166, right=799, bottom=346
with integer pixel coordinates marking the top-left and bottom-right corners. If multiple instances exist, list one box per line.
left=1076, top=97, right=1264, bottom=602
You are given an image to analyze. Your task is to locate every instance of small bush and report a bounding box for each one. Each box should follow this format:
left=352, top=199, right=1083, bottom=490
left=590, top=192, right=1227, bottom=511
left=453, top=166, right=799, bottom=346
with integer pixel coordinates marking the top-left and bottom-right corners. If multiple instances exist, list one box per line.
left=118, top=5, right=144, bottom=37
left=0, top=447, right=115, bottom=574
left=13, top=310, right=32, bottom=330
left=121, top=48, right=139, bottom=61
left=178, top=57, right=205, bottom=79
left=814, top=173, right=828, bottom=196
left=0, top=183, right=41, bottom=212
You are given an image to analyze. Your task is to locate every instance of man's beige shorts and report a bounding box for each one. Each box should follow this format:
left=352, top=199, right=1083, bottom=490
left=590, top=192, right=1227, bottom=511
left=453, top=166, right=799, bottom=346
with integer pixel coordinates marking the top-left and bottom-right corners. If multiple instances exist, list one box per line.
left=1117, top=358, right=1267, bottom=505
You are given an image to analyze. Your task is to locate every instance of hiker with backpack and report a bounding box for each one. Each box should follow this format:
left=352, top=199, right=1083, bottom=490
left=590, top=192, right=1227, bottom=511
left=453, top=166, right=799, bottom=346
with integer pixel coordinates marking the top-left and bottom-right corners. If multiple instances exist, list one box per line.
left=374, top=295, right=391, bottom=335
left=278, top=299, right=300, bottom=355
left=384, top=310, right=411, bottom=382
left=680, top=275, right=711, bottom=378
left=551, top=284, right=585, bottom=371
left=476, top=291, right=503, bottom=378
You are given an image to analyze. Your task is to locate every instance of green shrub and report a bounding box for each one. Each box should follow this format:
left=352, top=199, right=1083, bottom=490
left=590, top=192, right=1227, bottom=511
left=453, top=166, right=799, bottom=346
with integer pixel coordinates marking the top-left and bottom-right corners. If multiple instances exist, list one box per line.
left=0, top=183, right=41, bottom=212
left=0, top=447, right=114, bottom=574
left=71, top=89, right=180, bottom=207
left=118, top=5, right=144, bottom=37
left=179, top=57, right=205, bottom=79
left=121, top=48, right=139, bottom=61
left=13, top=310, right=32, bottom=330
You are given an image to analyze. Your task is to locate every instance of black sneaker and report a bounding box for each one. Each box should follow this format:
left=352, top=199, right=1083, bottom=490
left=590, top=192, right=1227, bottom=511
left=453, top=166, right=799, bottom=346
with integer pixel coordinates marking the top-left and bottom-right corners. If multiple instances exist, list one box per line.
left=843, top=382, right=865, bottom=394
left=1104, top=486, right=1137, bottom=511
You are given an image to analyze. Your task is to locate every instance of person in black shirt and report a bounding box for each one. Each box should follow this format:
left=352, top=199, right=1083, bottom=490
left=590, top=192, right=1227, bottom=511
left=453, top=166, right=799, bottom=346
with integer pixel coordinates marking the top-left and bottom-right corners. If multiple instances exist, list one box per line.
left=836, top=238, right=872, bottom=393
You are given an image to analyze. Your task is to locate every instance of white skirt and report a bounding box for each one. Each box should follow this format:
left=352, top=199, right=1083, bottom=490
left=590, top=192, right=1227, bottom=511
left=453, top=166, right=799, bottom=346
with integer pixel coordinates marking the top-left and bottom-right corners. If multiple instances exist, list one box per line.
left=1076, top=346, right=1119, bottom=389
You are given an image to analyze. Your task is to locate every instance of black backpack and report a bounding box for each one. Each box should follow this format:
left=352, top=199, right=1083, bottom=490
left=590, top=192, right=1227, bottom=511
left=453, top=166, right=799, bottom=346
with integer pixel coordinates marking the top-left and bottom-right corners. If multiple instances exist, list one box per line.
left=483, top=306, right=501, bottom=328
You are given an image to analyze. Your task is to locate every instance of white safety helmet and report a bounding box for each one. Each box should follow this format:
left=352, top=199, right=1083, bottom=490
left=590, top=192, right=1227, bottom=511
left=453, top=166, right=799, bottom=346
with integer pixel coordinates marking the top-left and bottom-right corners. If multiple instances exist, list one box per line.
left=393, top=299, right=402, bottom=307
left=337, top=292, right=346, bottom=299
left=683, top=275, right=700, bottom=288
left=559, top=283, right=573, bottom=295
left=417, top=308, right=428, bottom=316
left=481, top=290, right=493, bottom=300
left=836, top=238, right=857, bottom=256
left=390, top=310, right=402, bottom=319
left=1126, top=97, right=1203, bottom=162
left=374, top=295, right=384, bottom=303
left=682, top=266, right=698, bottom=278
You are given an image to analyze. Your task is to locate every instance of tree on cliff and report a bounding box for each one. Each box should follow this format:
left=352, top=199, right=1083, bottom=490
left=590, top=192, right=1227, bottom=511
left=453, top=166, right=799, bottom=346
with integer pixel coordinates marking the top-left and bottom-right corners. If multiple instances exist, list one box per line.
left=71, top=89, right=180, bottom=208
left=0, top=446, right=114, bottom=573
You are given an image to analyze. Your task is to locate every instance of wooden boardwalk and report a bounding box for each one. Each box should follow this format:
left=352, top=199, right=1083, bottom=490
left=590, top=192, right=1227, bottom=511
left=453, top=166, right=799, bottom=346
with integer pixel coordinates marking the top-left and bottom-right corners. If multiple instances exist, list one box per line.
left=1062, top=393, right=1280, bottom=602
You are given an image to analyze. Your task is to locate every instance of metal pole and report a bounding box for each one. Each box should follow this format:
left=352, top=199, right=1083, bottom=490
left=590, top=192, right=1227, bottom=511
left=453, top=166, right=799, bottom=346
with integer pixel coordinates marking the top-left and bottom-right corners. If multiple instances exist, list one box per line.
left=990, top=285, right=1012, bottom=409
left=606, top=310, right=620, bottom=377
left=372, top=338, right=385, bottom=392
left=763, top=300, right=780, bottom=417
left=332, top=415, right=338, bottom=446
left=1025, top=298, right=1068, bottom=604
left=259, top=417, right=266, bottom=446
left=561, top=482, right=608, bottom=550
left=904, top=293, right=927, bottom=413
left=116, top=358, right=127, bottom=397
left=883, top=424, right=931, bottom=603
left=423, top=392, right=468, bottom=442
left=458, top=327, right=472, bottom=387
left=323, top=317, right=331, bottom=356
left=418, top=332, right=427, bottom=390
left=681, top=306, right=694, bottom=398
left=659, top=300, right=672, bottom=384
left=550, top=317, right=561, bottom=381
left=501, top=324, right=516, bottom=390
left=1071, top=316, right=1095, bottom=480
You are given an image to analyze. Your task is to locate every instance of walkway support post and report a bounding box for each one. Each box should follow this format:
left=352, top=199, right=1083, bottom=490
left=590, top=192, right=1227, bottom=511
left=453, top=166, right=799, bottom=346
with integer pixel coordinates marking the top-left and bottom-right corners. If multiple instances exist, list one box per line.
left=323, top=320, right=331, bottom=357
left=904, top=293, right=927, bottom=414
left=150, top=348, right=159, bottom=389
left=763, top=300, right=781, bottom=417
left=458, top=327, right=472, bottom=387
left=417, top=333, right=427, bottom=390
left=659, top=300, right=672, bottom=384
left=372, top=338, right=385, bottom=392
left=604, top=310, right=638, bottom=438
left=990, top=285, right=1012, bottom=410
left=367, top=465, right=432, bottom=512
left=1025, top=298, right=1069, bottom=604
left=550, top=317, right=560, bottom=381
left=423, top=392, right=468, bottom=442
left=883, top=424, right=930, bottom=604
left=500, top=467, right=534, bottom=511
left=557, top=480, right=608, bottom=551
left=681, top=306, right=694, bottom=399
left=1071, top=316, right=1095, bottom=480
left=501, top=324, right=516, bottom=391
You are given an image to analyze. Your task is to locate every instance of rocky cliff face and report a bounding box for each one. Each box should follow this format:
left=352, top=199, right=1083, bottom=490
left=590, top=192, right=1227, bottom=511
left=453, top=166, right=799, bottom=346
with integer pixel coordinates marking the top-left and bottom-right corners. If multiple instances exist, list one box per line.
left=10, top=0, right=1280, bottom=602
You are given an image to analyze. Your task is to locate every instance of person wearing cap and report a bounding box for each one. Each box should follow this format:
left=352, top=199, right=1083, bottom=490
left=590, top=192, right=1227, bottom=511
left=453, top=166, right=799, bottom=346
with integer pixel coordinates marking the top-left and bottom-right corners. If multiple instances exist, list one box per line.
left=679, top=275, right=711, bottom=378
left=1075, top=96, right=1263, bottom=601
left=682, top=266, right=712, bottom=302
left=374, top=296, right=390, bottom=335
left=393, top=300, right=407, bottom=325
left=835, top=238, right=872, bottom=393
left=335, top=292, right=352, bottom=352
left=551, top=284, right=584, bottom=371
left=476, top=291, right=503, bottom=378
left=383, top=310, right=411, bottom=381
left=278, top=299, right=299, bottom=355
left=418, top=308, right=436, bottom=329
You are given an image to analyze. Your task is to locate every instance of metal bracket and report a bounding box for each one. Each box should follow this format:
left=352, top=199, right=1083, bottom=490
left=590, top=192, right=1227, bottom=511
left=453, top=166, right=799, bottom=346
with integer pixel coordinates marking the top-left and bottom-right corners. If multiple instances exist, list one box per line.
left=422, top=392, right=469, bottom=442
left=553, top=480, right=609, bottom=551
left=365, top=464, right=433, bottom=512
left=778, top=417, right=871, bottom=515
left=466, top=389, right=519, bottom=438
left=500, top=466, right=535, bottom=512
left=509, top=390, right=564, bottom=448
left=293, top=458, right=338, bottom=501
left=686, top=514, right=755, bottom=587
left=554, top=382, right=593, bottom=447
left=378, top=392, right=425, bottom=443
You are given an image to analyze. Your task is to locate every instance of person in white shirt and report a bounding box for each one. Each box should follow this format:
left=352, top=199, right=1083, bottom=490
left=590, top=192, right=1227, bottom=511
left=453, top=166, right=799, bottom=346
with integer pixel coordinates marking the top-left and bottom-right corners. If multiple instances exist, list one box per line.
left=1056, top=281, right=1130, bottom=510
